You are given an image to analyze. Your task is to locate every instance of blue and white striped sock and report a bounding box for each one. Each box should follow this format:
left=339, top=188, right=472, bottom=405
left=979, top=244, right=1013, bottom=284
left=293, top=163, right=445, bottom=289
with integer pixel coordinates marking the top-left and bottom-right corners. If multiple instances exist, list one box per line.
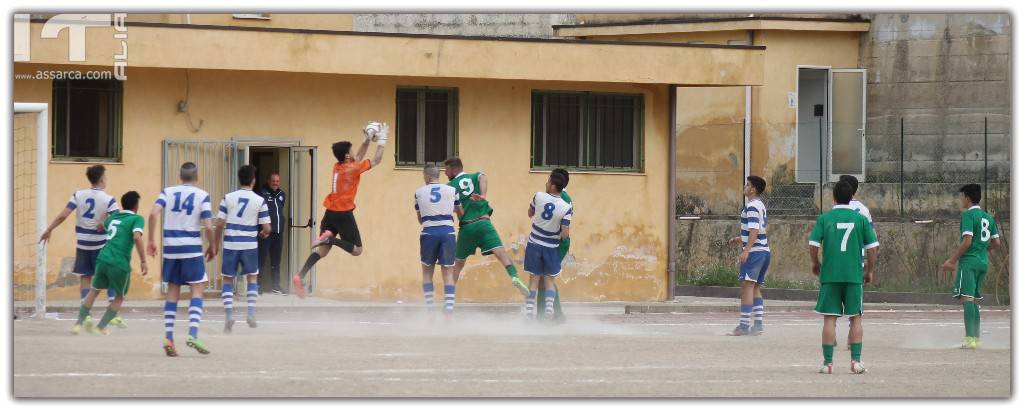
left=246, top=283, right=258, bottom=318
left=188, top=297, right=203, bottom=338
left=163, top=301, right=177, bottom=341
left=80, top=287, right=90, bottom=300
left=544, top=288, right=555, bottom=315
left=423, top=282, right=435, bottom=306
left=753, top=297, right=765, bottom=326
left=222, top=283, right=234, bottom=321
left=106, top=288, right=116, bottom=303
left=739, top=304, right=753, bottom=329
left=444, top=285, right=455, bottom=312
left=525, top=290, right=537, bottom=319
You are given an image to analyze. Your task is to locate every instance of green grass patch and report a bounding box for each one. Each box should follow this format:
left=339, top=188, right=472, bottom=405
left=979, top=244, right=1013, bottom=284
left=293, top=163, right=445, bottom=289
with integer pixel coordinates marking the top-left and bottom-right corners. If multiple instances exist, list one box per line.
left=677, top=264, right=817, bottom=290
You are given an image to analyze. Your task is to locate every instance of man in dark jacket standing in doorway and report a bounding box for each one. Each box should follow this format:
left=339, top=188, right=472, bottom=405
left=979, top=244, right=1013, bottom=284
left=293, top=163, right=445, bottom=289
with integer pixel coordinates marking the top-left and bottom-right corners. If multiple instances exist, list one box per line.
left=259, top=173, right=287, bottom=295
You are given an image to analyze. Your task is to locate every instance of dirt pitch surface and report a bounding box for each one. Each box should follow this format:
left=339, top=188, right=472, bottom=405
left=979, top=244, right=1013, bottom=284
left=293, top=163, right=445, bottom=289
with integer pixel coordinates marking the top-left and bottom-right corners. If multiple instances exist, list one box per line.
left=13, top=306, right=1011, bottom=398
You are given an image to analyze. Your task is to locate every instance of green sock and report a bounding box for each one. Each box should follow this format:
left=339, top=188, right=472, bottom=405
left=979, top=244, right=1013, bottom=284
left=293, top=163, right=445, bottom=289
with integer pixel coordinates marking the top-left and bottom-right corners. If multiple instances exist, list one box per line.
left=963, top=302, right=977, bottom=338
left=97, top=308, right=118, bottom=330
left=505, top=265, right=518, bottom=279
left=850, top=342, right=863, bottom=361
left=972, top=303, right=982, bottom=338
left=77, top=304, right=91, bottom=325
left=822, top=344, right=834, bottom=364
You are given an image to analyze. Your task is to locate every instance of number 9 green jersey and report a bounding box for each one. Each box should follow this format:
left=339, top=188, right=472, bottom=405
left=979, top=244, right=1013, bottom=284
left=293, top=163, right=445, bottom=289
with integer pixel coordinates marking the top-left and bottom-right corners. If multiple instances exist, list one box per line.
left=808, top=205, right=879, bottom=284
left=447, top=172, right=493, bottom=224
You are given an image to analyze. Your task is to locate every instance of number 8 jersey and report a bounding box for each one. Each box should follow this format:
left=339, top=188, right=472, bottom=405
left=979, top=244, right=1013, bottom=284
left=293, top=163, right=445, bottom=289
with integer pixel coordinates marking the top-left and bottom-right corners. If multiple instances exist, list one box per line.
left=528, top=192, right=572, bottom=248
left=155, top=184, right=213, bottom=259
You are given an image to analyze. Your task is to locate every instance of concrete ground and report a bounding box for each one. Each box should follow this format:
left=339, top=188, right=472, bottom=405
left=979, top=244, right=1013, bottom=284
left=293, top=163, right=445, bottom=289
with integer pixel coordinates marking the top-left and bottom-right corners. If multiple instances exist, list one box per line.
left=12, top=298, right=1011, bottom=398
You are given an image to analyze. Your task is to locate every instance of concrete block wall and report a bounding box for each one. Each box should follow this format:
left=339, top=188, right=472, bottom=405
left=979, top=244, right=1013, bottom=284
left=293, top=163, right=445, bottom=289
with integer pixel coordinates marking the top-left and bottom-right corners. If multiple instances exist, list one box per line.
left=677, top=218, right=1011, bottom=302
left=861, top=13, right=1011, bottom=185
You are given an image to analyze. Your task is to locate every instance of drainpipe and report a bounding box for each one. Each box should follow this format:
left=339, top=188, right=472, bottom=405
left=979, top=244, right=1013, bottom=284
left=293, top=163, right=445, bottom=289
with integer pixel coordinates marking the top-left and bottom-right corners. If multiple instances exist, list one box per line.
left=667, top=85, right=678, bottom=301
left=744, top=86, right=751, bottom=180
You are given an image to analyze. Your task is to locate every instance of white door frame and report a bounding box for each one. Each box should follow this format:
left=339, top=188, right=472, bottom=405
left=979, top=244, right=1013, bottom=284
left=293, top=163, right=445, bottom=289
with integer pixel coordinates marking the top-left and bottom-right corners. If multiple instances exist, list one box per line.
left=794, top=65, right=831, bottom=184
left=828, top=68, right=867, bottom=182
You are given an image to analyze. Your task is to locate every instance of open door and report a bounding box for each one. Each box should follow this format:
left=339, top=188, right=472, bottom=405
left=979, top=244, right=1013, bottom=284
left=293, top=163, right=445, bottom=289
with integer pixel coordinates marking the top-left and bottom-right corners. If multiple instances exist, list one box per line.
left=288, top=146, right=318, bottom=294
left=162, top=140, right=237, bottom=295
left=828, top=69, right=867, bottom=182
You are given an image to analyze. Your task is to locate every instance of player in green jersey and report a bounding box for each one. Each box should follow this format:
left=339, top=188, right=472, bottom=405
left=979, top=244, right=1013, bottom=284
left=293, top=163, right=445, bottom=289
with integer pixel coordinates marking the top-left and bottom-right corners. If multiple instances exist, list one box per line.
left=536, top=168, right=571, bottom=322
left=442, top=157, right=530, bottom=297
left=71, top=191, right=148, bottom=336
left=808, top=181, right=878, bottom=374
left=941, top=184, right=1001, bottom=349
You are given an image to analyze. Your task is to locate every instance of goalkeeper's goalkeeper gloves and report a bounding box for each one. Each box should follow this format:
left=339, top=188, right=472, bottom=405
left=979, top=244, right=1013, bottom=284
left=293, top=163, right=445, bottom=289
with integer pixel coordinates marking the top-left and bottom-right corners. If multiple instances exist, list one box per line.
left=377, top=122, right=390, bottom=146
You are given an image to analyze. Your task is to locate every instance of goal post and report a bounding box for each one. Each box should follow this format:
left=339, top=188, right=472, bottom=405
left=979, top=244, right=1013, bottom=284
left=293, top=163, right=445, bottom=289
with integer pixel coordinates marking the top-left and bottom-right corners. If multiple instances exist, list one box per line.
left=14, top=102, right=49, bottom=318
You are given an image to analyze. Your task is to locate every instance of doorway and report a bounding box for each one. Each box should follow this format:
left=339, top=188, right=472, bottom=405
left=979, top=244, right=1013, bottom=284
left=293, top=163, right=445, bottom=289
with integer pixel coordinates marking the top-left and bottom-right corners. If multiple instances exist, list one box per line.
left=795, top=67, right=867, bottom=183
left=249, top=146, right=292, bottom=293
left=796, top=68, right=828, bottom=183
left=163, top=139, right=317, bottom=295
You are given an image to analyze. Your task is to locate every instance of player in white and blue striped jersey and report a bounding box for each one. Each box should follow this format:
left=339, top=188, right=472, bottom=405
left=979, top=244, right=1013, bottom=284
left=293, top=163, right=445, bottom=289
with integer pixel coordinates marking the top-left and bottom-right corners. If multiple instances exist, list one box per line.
left=215, top=165, right=271, bottom=332
left=727, top=176, right=771, bottom=336
left=147, top=162, right=217, bottom=357
left=523, top=173, right=572, bottom=320
left=39, top=165, right=125, bottom=324
left=414, top=165, right=463, bottom=317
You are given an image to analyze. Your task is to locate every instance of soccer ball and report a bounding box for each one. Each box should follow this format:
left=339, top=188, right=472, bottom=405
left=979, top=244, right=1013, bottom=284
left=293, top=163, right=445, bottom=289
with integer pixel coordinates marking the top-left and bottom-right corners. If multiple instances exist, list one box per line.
left=365, top=122, right=382, bottom=141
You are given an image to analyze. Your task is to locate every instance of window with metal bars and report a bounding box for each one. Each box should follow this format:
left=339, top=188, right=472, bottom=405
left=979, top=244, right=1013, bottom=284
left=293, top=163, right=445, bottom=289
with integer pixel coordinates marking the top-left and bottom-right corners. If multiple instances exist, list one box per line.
left=52, top=79, right=123, bottom=161
left=395, top=87, right=458, bottom=166
left=531, top=91, right=643, bottom=172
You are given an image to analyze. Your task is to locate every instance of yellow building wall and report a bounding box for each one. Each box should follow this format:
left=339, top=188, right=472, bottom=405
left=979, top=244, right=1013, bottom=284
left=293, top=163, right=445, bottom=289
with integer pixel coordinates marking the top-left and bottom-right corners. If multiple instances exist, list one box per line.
left=749, top=30, right=861, bottom=187
left=674, top=87, right=746, bottom=215
left=13, top=64, right=670, bottom=303
left=584, top=29, right=861, bottom=202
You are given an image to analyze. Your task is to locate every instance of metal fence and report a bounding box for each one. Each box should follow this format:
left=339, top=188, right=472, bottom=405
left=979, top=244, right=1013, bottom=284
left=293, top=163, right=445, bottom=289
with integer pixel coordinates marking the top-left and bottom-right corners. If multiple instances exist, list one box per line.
left=675, top=117, right=1010, bottom=220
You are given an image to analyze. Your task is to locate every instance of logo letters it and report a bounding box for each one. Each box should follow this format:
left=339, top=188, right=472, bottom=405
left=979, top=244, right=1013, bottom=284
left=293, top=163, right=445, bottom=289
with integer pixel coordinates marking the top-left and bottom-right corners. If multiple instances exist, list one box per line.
left=40, top=14, right=111, bottom=62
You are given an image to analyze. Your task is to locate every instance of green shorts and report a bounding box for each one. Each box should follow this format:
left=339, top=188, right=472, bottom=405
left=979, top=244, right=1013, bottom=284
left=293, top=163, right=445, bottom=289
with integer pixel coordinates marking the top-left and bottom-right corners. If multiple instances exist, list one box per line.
left=952, top=264, right=987, bottom=300
left=815, top=283, right=863, bottom=317
left=91, top=261, right=131, bottom=297
left=455, top=219, right=504, bottom=260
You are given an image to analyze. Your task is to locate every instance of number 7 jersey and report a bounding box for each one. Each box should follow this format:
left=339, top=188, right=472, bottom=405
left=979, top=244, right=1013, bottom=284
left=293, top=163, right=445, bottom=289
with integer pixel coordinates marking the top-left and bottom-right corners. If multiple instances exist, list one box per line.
left=808, top=205, right=879, bottom=283
left=447, top=172, right=492, bottom=224
left=528, top=192, right=572, bottom=248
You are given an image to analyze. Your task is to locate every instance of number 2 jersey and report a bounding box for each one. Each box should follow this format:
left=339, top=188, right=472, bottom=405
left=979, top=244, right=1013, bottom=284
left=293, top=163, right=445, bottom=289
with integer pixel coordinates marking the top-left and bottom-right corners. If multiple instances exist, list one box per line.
left=155, top=184, right=213, bottom=259
left=96, top=211, right=144, bottom=270
left=959, top=205, right=999, bottom=270
left=808, top=204, right=879, bottom=283
left=528, top=192, right=572, bottom=248
left=414, top=183, right=460, bottom=234
left=67, top=188, right=120, bottom=250
left=447, top=172, right=492, bottom=225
